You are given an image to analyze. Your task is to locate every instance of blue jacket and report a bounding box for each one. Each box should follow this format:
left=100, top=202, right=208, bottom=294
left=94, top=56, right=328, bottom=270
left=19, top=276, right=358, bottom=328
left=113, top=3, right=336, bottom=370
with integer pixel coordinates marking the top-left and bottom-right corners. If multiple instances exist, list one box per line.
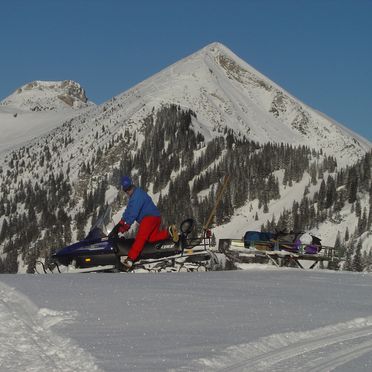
left=122, top=187, right=160, bottom=225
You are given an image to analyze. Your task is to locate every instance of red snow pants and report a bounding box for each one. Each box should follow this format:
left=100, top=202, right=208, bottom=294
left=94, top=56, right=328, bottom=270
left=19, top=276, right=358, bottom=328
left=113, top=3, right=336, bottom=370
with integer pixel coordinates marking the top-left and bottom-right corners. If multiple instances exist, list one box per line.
left=127, top=216, right=169, bottom=261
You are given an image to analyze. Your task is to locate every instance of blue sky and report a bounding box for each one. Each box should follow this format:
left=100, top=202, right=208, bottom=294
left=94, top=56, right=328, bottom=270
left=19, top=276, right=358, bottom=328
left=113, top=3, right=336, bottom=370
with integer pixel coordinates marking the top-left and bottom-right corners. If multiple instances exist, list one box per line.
left=1, top=0, right=371, bottom=140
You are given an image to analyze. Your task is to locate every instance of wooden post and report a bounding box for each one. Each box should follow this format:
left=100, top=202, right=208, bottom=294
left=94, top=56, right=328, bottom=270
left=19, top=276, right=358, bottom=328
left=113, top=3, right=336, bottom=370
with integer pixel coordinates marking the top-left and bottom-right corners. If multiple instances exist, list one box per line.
left=204, top=175, right=230, bottom=231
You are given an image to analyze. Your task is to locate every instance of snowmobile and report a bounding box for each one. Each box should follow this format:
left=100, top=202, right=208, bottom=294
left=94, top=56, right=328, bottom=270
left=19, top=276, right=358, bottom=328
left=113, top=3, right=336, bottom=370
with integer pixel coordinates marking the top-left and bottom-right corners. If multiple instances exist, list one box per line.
left=45, top=207, right=224, bottom=273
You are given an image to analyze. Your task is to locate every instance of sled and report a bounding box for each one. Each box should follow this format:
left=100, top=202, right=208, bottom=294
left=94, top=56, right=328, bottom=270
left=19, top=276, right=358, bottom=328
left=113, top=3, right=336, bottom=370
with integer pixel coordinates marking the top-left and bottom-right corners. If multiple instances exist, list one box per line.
left=218, top=228, right=346, bottom=270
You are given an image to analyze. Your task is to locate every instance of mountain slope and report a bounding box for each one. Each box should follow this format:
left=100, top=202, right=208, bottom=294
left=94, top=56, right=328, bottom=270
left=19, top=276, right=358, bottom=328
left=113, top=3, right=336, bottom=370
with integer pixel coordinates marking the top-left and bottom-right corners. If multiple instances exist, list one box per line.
left=0, top=106, right=93, bottom=154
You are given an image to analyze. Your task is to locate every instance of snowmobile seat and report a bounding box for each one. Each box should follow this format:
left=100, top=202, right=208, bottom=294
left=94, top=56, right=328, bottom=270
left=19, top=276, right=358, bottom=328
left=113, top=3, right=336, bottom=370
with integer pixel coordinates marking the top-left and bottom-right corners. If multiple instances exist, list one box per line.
left=113, top=238, right=180, bottom=259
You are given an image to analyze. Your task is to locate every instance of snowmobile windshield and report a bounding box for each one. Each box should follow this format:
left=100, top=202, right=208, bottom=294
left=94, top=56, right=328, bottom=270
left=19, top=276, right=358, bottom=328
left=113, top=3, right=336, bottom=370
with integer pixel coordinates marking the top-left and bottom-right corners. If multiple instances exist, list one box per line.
left=85, top=206, right=112, bottom=240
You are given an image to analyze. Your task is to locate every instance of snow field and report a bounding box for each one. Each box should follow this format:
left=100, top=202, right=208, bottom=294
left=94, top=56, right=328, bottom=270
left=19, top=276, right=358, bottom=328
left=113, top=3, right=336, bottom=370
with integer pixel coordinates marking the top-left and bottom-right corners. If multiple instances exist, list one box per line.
left=2, top=269, right=372, bottom=371
left=0, top=281, right=101, bottom=372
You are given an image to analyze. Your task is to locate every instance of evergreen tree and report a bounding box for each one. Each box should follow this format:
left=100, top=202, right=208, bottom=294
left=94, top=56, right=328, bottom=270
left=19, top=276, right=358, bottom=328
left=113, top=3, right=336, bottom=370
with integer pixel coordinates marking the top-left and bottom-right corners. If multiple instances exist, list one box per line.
left=368, top=201, right=372, bottom=230
left=365, top=250, right=372, bottom=272
left=344, top=227, right=349, bottom=242
left=343, top=244, right=354, bottom=271
left=310, top=162, right=317, bottom=185
left=334, top=231, right=343, bottom=257
left=352, top=240, right=364, bottom=272
left=3, top=249, right=18, bottom=273
left=355, top=199, right=362, bottom=218
left=0, top=218, right=9, bottom=242
left=318, top=180, right=326, bottom=211
left=325, top=175, right=336, bottom=209
left=358, top=207, right=368, bottom=235
left=347, top=167, right=358, bottom=204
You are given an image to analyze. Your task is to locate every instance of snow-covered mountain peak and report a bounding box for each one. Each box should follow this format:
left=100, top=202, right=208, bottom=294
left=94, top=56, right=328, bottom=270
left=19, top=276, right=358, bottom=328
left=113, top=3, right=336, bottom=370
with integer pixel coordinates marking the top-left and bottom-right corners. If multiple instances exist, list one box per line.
left=0, top=80, right=92, bottom=111
left=183, top=41, right=282, bottom=92
left=108, top=42, right=371, bottom=166
left=199, top=41, right=237, bottom=58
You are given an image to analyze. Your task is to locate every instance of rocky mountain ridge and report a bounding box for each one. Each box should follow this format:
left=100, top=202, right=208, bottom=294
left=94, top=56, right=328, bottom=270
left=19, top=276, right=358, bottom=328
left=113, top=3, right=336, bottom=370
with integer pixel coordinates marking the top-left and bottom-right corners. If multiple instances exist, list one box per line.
left=0, top=80, right=92, bottom=111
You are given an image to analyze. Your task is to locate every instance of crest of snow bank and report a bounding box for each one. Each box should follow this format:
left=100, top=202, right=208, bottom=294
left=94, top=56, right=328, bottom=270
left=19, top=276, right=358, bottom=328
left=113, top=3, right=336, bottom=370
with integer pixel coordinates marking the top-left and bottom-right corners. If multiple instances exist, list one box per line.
left=180, top=316, right=372, bottom=371
left=0, top=281, right=101, bottom=372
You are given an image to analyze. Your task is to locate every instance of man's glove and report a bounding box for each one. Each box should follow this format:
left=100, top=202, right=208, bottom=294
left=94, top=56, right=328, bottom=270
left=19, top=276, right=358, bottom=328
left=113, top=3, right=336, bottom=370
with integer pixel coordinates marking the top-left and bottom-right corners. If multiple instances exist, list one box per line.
left=118, top=219, right=130, bottom=234
left=121, top=257, right=134, bottom=272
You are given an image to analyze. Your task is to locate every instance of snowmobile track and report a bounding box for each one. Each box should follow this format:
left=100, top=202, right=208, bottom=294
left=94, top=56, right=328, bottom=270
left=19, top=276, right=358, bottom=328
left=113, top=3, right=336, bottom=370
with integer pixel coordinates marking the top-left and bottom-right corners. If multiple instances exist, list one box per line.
left=187, top=317, right=372, bottom=372
left=220, top=327, right=372, bottom=371
left=304, top=337, right=372, bottom=371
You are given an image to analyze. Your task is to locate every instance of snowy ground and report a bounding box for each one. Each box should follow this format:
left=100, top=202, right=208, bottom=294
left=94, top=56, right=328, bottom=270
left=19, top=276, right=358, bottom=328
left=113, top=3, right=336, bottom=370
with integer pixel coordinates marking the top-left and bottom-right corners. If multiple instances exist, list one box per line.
left=1, top=268, right=372, bottom=371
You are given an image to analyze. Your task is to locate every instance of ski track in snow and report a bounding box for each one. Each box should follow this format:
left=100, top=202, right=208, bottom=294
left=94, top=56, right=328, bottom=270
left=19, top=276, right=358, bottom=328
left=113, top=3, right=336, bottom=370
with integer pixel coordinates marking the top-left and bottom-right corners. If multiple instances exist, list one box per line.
left=0, top=281, right=101, bottom=372
left=181, top=317, right=372, bottom=372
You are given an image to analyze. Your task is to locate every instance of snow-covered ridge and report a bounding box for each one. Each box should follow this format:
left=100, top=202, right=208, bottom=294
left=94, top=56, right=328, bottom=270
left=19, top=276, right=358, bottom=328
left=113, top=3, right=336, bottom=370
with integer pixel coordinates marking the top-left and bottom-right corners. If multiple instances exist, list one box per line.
left=0, top=80, right=93, bottom=111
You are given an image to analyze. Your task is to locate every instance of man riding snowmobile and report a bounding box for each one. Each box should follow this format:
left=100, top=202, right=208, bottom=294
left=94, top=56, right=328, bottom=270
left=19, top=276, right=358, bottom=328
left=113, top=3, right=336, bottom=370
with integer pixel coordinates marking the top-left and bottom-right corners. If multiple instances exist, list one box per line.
left=114, top=176, right=179, bottom=271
